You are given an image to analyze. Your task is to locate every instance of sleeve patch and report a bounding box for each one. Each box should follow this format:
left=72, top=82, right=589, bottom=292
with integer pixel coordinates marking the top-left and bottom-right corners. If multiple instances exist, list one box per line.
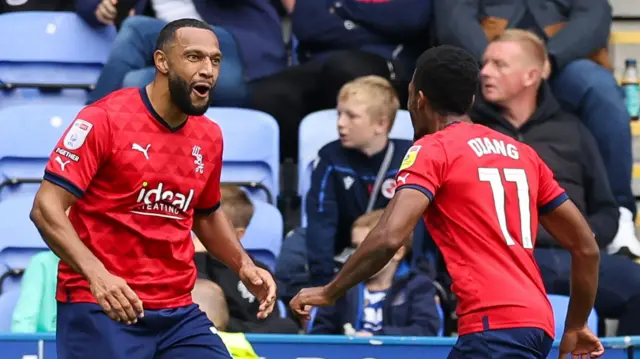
left=399, top=145, right=421, bottom=170
left=63, top=119, right=93, bottom=150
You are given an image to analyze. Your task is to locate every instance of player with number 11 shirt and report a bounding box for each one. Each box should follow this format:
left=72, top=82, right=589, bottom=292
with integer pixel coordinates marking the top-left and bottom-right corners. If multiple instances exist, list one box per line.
left=291, top=46, right=603, bottom=359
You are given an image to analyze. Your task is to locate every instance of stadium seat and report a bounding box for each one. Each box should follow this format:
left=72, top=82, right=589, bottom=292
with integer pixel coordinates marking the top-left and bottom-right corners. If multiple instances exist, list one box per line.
left=0, top=12, right=115, bottom=88
left=297, top=109, right=414, bottom=225
left=0, top=194, right=48, bottom=272
left=0, top=289, right=21, bottom=332
left=548, top=294, right=599, bottom=338
left=206, top=108, right=280, bottom=204
left=242, top=199, right=283, bottom=272
left=0, top=104, right=82, bottom=200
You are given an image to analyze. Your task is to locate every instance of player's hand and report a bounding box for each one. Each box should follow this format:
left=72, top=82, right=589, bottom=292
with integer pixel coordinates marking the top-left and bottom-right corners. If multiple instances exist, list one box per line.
left=289, top=286, right=335, bottom=320
left=238, top=265, right=276, bottom=320
left=88, top=270, right=144, bottom=324
left=95, top=0, right=118, bottom=25
left=557, top=326, right=604, bottom=359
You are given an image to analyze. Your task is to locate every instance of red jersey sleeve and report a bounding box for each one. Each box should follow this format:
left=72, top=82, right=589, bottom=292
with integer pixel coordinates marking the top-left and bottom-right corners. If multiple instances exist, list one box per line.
left=43, top=106, right=111, bottom=198
left=194, top=132, right=223, bottom=215
left=535, top=151, right=569, bottom=215
left=395, top=137, right=447, bottom=201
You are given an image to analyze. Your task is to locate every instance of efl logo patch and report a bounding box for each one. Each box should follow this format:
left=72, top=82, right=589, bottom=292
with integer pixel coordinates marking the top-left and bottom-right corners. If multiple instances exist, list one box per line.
left=63, top=119, right=93, bottom=150
left=399, top=145, right=421, bottom=170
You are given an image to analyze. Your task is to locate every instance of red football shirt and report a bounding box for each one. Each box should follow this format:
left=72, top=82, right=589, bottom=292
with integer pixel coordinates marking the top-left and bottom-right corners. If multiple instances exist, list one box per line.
left=396, top=122, right=567, bottom=338
left=44, top=88, right=223, bottom=309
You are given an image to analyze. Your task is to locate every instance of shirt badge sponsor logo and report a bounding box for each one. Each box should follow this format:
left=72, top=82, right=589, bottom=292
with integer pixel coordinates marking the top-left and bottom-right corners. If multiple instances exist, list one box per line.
left=381, top=178, right=397, bottom=199
left=63, top=119, right=93, bottom=150
left=55, top=147, right=80, bottom=162
left=131, top=181, right=195, bottom=220
left=399, top=145, right=421, bottom=170
left=396, top=173, right=410, bottom=185
left=55, top=156, right=70, bottom=171
left=192, top=145, right=204, bottom=174
left=343, top=176, right=354, bottom=190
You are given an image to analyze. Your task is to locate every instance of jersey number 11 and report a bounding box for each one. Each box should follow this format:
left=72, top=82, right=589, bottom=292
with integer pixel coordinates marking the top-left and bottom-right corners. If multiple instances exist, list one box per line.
left=479, top=168, right=533, bottom=249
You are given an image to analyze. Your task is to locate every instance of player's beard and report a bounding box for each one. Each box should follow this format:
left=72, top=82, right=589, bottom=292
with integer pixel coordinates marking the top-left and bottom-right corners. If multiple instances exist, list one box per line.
left=168, top=72, right=213, bottom=116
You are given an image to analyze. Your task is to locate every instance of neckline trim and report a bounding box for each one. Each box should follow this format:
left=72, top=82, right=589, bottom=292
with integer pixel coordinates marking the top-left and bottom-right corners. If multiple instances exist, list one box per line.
left=139, top=87, right=188, bottom=133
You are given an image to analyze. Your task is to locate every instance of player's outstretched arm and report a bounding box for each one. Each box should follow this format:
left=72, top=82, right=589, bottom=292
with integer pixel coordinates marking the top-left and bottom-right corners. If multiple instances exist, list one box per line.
left=193, top=210, right=276, bottom=319
left=289, top=188, right=429, bottom=318
left=541, top=200, right=604, bottom=358
left=30, top=181, right=144, bottom=324
left=540, top=200, right=600, bottom=331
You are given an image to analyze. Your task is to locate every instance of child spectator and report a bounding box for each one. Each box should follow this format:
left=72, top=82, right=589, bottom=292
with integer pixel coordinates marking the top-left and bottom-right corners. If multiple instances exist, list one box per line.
left=194, top=185, right=298, bottom=334
left=310, top=210, right=440, bottom=336
left=303, top=75, right=414, bottom=288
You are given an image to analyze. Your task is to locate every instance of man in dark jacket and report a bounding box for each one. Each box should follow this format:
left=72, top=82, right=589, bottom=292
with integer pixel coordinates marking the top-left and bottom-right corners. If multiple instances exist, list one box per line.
left=250, top=0, right=433, bottom=158
left=194, top=185, right=298, bottom=334
left=470, top=30, right=640, bottom=335
left=305, top=76, right=413, bottom=287
left=310, top=210, right=440, bottom=336
left=434, top=0, right=638, bottom=257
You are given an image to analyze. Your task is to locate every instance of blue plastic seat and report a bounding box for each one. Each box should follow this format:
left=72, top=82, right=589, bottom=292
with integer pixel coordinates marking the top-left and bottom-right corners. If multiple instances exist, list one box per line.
left=0, top=195, right=48, bottom=272
left=0, top=12, right=115, bottom=88
left=0, top=289, right=21, bottom=332
left=206, top=108, right=280, bottom=204
left=242, top=199, right=283, bottom=272
left=0, top=104, right=82, bottom=201
left=297, top=109, right=414, bottom=225
left=548, top=294, right=598, bottom=338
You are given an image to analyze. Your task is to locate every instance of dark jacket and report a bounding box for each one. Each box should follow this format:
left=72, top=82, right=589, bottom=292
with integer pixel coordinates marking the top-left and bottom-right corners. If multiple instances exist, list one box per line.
left=310, top=259, right=440, bottom=336
left=434, top=0, right=612, bottom=71
left=470, top=83, right=619, bottom=248
left=76, top=0, right=286, bottom=81
left=194, top=253, right=298, bottom=334
left=306, top=139, right=412, bottom=286
left=291, top=0, right=432, bottom=81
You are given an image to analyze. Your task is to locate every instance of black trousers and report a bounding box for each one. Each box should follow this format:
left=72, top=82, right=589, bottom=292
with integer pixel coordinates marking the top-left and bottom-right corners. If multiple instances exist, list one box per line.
left=249, top=50, right=409, bottom=160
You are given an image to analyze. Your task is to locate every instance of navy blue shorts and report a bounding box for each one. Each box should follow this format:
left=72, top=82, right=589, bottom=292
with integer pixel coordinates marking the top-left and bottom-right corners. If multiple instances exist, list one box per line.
left=448, top=327, right=553, bottom=359
left=56, top=302, right=231, bottom=359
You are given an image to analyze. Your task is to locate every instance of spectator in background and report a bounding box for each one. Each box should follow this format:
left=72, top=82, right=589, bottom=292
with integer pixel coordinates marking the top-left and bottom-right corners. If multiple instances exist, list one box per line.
left=310, top=210, right=440, bottom=336
left=78, top=0, right=287, bottom=107
left=11, top=251, right=59, bottom=333
left=434, top=0, right=640, bottom=257
left=194, top=185, right=298, bottom=334
left=251, top=0, right=432, bottom=159
left=191, top=279, right=229, bottom=332
left=304, top=76, right=413, bottom=287
left=471, top=30, right=640, bottom=336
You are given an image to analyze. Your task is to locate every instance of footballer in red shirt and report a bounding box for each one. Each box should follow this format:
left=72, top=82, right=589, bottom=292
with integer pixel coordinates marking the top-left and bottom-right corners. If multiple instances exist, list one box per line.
left=291, top=46, right=603, bottom=359
left=30, top=19, right=275, bottom=359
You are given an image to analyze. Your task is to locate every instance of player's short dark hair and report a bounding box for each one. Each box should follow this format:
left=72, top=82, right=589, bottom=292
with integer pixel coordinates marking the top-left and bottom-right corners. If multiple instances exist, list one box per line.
left=220, top=185, right=254, bottom=229
left=413, top=45, right=479, bottom=116
left=155, top=18, right=213, bottom=52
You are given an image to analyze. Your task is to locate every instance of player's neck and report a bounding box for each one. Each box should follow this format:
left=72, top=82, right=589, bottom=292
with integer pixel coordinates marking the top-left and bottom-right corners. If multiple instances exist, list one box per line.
left=501, top=94, right=537, bottom=129
left=438, top=114, right=471, bottom=131
left=145, top=82, right=189, bottom=128
left=360, top=137, right=389, bottom=157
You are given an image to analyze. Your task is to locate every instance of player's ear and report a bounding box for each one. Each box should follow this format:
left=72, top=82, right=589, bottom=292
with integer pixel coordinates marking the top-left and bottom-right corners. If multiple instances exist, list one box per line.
left=154, top=49, right=170, bottom=75
left=417, top=90, right=426, bottom=109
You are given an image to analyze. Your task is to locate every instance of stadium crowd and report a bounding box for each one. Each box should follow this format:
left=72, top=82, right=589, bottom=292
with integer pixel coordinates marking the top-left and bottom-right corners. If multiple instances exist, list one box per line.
left=2, top=0, right=640, bottom=348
